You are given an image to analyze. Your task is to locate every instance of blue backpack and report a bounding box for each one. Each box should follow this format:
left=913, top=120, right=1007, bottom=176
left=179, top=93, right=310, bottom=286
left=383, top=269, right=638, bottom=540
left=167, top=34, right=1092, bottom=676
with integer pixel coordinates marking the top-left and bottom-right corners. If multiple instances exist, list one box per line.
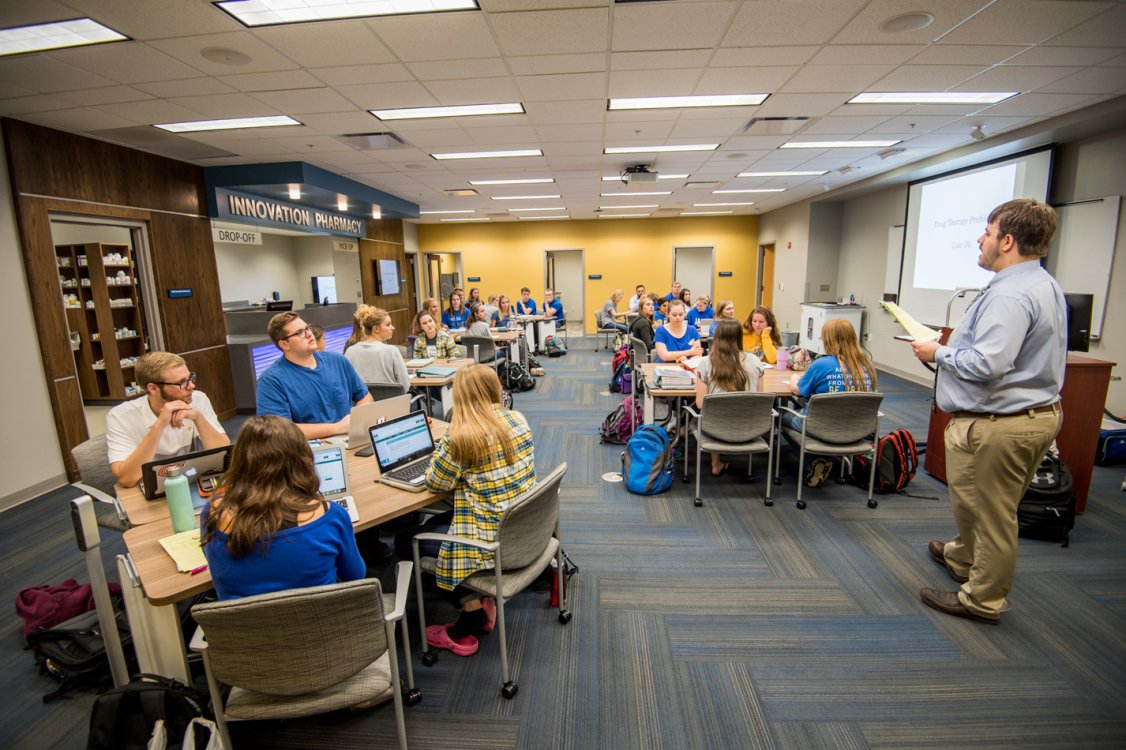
left=621, top=424, right=674, bottom=495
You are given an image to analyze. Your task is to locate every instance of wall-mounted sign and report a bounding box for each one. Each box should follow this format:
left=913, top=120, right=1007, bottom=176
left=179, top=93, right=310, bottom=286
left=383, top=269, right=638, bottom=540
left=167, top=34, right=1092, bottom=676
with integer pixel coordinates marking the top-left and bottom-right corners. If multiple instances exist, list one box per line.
left=167, top=288, right=193, bottom=299
left=214, top=188, right=364, bottom=237
left=333, top=239, right=358, bottom=253
left=718, top=271, right=733, bottom=277
left=212, top=226, right=261, bottom=245
left=467, top=276, right=481, bottom=282
left=588, top=274, right=602, bottom=280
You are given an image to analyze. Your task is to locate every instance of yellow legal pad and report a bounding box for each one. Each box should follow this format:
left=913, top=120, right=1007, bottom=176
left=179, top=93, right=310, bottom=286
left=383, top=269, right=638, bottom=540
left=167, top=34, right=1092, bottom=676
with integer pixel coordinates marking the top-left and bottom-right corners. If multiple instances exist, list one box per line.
left=158, top=528, right=207, bottom=573
left=880, top=300, right=942, bottom=342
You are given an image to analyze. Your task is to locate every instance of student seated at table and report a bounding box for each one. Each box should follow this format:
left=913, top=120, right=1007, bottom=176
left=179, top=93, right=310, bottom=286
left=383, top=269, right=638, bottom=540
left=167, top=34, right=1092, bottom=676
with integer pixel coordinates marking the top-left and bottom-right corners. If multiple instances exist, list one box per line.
left=686, top=295, right=715, bottom=327
left=483, top=294, right=499, bottom=322
left=396, top=364, right=536, bottom=657
left=708, top=300, right=736, bottom=336
left=465, top=303, right=493, bottom=338
left=694, top=320, right=765, bottom=475
left=201, top=415, right=365, bottom=601
left=543, top=288, right=565, bottom=328
left=654, top=296, right=669, bottom=324
left=743, top=305, right=783, bottom=364
left=654, top=300, right=704, bottom=364
left=412, top=310, right=459, bottom=359
left=344, top=307, right=411, bottom=391
left=309, top=324, right=326, bottom=351
left=629, top=296, right=657, bottom=355
left=678, top=288, right=694, bottom=307
left=490, top=295, right=517, bottom=328
left=467, top=287, right=482, bottom=309
left=515, top=287, right=537, bottom=316
left=782, top=317, right=876, bottom=432
left=344, top=303, right=376, bottom=352
left=600, top=289, right=630, bottom=333
left=442, top=290, right=470, bottom=330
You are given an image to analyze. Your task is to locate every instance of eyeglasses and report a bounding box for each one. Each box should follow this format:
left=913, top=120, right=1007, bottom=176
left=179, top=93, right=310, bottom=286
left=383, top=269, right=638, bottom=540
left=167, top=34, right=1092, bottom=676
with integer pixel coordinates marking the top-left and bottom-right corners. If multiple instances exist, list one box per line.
left=157, top=372, right=197, bottom=389
left=282, top=326, right=313, bottom=340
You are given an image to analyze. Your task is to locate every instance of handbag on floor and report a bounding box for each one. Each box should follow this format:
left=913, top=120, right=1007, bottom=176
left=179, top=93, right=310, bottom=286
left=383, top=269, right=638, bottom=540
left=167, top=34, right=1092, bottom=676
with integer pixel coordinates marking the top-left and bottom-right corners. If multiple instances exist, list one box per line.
left=1018, top=453, right=1076, bottom=547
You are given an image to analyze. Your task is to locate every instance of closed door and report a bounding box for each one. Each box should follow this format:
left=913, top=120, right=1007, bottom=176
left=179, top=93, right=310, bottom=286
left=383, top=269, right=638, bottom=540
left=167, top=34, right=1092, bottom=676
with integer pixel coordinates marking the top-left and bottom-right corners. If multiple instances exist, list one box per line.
left=545, top=249, right=583, bottom=326
left=759, top=243, right=775, bottom=307
left=673, top=246, right=714, bottom=303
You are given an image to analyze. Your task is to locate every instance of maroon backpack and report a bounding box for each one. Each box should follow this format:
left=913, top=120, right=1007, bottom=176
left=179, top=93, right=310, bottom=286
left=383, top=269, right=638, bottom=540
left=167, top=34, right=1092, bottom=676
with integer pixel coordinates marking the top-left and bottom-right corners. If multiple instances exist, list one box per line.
left=853, top=429, right=918, bottom=494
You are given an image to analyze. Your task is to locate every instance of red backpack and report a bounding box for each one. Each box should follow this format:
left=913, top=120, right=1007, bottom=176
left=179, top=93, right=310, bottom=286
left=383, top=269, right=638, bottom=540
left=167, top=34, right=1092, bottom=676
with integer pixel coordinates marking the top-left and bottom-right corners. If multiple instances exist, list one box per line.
left=853, top=429, right=918, bottom=494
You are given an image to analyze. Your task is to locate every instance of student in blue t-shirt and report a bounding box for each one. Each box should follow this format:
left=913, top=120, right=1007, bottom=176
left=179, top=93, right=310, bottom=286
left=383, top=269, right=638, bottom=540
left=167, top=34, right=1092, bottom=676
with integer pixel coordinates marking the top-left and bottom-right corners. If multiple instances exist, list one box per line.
left=516, top=287, right=537, bottom=316
left=653, top=300, right=704, bottom=363
left=654, top=296, right=669, bottom=324
left=686, top=295, right=715, bottom=327
left=782, top=317, right=876, bottom=432
left=256, top=313, right=372, bottom=439
left=441, top=290, right=469, bottom=329
left=543, top=288, right=565, bottom=326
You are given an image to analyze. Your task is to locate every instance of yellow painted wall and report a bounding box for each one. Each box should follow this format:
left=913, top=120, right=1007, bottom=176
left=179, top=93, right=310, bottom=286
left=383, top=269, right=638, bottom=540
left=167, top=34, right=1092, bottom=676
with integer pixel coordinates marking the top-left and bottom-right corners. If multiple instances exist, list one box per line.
left=417, top=215, right=759, bottom=332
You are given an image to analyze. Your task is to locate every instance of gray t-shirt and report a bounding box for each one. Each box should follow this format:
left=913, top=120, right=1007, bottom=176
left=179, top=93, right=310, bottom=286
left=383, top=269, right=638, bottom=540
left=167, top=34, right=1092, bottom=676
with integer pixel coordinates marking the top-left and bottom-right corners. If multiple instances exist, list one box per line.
left=343, top=340, right=410, bottom=390
left=695, top=351, right=764, bottom=395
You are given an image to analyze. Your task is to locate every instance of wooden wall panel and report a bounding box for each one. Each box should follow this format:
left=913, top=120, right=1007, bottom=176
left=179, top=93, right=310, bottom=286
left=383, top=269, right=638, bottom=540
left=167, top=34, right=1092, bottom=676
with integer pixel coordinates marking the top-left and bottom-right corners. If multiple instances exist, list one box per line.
left=51, top=377, right=86, bottom=479
left=182, top=346, right=236, bottom=422
left=147, top=212, right=227, bottom=354
left=360, top=219, right=415, bottom=345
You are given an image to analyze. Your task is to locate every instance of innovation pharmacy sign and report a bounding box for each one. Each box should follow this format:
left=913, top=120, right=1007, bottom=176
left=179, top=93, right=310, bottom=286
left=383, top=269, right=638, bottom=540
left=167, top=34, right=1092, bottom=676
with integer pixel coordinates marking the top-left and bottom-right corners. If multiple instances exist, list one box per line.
left=214, top=188, right=364, bottom=237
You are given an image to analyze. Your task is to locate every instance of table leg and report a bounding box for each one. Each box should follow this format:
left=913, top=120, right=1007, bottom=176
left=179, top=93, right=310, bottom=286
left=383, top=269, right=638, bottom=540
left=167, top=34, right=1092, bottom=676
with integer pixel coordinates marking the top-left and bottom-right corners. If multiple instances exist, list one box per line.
left=117, top=554, right=191, bottom=683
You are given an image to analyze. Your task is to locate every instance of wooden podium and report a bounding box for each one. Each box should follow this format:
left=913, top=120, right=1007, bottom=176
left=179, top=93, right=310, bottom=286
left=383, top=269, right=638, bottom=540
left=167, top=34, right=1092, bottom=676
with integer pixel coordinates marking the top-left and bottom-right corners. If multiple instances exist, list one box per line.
left=923, top=352, right=1115, bottom=512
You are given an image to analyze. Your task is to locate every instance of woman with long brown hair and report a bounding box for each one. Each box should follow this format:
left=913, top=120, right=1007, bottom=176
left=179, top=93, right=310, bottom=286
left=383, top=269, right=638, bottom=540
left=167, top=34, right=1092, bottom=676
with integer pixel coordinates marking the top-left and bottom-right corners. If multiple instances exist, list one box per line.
left=629, top=295, right=657, bottom=354
left=201, top=415, right=365, bottom=600
left=694, top=319, right=765, bottom=474
left=654, top=299, right=704, bottom=363
left=742, top=305, right=782, bottom=364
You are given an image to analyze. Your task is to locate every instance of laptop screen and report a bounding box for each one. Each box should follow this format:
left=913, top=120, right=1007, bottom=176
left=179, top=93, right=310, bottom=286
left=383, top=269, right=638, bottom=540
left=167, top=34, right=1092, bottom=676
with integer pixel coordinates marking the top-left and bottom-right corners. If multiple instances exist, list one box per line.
left=313, top=447, right=348, bottom=497
left=369, top=412, right=434, bottom=471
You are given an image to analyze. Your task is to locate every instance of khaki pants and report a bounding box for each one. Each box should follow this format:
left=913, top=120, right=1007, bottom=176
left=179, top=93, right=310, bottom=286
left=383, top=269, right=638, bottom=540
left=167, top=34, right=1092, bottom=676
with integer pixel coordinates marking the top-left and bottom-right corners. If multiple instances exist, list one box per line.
left=942, top=406, right=1062, bottom=618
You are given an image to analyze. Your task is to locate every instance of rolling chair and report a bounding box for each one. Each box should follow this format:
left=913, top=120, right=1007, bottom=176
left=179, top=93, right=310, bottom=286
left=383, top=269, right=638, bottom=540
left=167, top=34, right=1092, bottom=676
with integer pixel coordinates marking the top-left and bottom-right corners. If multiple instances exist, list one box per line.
left=70, top=434, right=129, bottom=532
left=682, top=392, right=776, bottom=507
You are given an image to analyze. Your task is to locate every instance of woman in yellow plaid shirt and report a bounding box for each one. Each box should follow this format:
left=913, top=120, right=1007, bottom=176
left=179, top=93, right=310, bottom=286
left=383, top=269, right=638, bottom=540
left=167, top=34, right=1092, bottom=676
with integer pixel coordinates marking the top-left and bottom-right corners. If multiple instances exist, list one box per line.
left=405, top=363, right=536, bottom=657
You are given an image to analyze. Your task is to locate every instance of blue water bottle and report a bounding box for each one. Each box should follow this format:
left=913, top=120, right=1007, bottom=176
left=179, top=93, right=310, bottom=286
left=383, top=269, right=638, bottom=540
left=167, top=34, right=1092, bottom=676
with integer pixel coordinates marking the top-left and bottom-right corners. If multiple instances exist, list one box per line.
left=163, top=464, right=195, bottom=533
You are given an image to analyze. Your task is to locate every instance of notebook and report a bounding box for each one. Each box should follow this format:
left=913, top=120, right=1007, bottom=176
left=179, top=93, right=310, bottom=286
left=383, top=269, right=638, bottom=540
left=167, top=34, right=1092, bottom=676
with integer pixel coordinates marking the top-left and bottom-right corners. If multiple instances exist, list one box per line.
left=141, top=445, right=231, bottom=501
left=346, top=394, right=411, bottom=449
left=312, top=445, right=359, bottom=523
left=368, top=411, right=435, bottom=493
left=417, top=364, right=456, bottom=378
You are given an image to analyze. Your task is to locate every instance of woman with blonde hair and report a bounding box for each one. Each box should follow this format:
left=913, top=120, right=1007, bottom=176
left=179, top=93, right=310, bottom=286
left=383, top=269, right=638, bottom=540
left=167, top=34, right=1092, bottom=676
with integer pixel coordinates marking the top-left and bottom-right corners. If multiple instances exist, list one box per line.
left=344, top=306, right=410, bottom=390
left=600, top=288, right=630, bottom=333
left=695, top=319, right=765, bottom=474
left=398, top=364, right=536, bottom=657
left=742, top=305, right=783, bottom=364
left=708, top=300, right=736, bottom=336
left=783, top=317, right=876, bottom=431
left=344, top=303, right=376, bottom=352
left=201, top=415, right=365, bottom=600
left=490, top=295, right=516, bottom=328
left=412, top=309, right=458, bottom=359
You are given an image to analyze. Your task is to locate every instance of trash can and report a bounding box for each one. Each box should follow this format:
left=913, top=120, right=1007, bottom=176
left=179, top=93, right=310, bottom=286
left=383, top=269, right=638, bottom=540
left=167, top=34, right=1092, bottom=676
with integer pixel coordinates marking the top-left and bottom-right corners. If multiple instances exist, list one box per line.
left=780, top=331, right=798, bottom=348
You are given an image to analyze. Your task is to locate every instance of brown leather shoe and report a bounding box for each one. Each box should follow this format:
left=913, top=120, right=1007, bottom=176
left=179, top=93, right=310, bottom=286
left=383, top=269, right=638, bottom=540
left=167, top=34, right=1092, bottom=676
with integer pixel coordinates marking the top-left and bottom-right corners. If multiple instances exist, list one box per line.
left=920, top=587, right=999, bottom=625
left=928, top=540, right=969, bottom=583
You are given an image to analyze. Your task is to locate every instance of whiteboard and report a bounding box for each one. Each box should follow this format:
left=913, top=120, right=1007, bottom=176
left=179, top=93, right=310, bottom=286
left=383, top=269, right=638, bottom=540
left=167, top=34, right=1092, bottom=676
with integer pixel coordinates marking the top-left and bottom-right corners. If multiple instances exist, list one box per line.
left=1046, top=196, right=1120, bottom=339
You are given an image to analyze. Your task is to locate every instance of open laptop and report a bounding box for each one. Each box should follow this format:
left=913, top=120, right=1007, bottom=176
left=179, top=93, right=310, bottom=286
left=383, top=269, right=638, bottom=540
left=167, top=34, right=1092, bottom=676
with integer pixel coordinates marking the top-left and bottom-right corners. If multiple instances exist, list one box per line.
left=697, top=318, right=714, bottom=334
left=368, top=411, right=435, bottom=493
left=141, top=445, right=230, bottom=501
left=312, top=445, right=359, bottom=523
left=345, top=394, right=411, bottom=449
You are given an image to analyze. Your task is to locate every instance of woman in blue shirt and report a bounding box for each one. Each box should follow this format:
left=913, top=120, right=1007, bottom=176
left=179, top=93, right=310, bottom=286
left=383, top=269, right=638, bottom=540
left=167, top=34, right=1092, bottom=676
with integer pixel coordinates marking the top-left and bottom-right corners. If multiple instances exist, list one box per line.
left=654, top=300, right=704, bottom=363
left=708, top=299, right=736, bottom=336
left=782, top=317, right=876, bottom=432
left=490, top=295, right=517, bottom=328
left=201, top=415, right=365, bottom=601
left=686, top=295, right=715, bottom=328
left=442, top=290, right=470, bottom=329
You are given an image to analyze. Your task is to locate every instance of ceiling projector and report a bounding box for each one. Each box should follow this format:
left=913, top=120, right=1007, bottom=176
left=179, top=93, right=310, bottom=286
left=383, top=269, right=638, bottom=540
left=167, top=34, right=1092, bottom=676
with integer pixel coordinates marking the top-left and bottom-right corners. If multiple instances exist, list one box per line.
left=621, top=165, right=659, bottom=184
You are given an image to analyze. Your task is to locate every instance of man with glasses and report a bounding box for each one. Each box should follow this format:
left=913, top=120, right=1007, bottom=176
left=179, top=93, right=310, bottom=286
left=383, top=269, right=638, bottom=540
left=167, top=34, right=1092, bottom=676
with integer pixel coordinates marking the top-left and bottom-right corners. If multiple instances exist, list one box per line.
left=107, top=351, right=229, bottom=487
left=257, top=312, right=372, bottom=439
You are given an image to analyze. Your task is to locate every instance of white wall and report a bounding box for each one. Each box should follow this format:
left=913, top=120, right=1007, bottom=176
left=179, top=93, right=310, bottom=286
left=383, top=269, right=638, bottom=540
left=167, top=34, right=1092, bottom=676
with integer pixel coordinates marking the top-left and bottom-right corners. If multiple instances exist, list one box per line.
left=214, top=233, right=302, bottom=305
left=0, top=133, right=67, bottom=508
left=757, top=200, right=811, bottom=332
left=808, top=203, right=843, bottom=305
left=292, top=236, right=334, bottom=308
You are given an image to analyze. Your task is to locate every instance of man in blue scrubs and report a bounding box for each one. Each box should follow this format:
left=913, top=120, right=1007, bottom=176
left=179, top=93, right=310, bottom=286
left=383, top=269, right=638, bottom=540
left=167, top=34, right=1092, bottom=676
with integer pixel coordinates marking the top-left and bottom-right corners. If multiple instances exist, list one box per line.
left=257, top=312, right=372, bottom=439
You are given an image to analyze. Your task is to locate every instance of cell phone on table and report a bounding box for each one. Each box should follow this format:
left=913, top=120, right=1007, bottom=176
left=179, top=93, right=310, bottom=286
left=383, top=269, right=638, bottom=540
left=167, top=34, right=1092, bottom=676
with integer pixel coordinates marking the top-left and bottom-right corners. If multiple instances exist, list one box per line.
left=356, top=446, right=374, bottom=458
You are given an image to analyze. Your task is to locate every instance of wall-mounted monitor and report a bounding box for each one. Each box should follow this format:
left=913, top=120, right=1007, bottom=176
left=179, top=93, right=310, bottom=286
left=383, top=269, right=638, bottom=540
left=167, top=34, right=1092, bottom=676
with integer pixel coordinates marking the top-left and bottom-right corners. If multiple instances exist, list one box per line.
left=312, top=275, right=336, bottom=304
left=374, top=259, right=400, bottom=295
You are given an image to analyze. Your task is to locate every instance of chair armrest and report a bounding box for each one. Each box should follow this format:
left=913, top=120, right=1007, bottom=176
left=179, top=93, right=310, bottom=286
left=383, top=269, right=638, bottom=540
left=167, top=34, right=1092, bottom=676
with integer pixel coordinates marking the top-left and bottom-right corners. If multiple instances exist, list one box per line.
left=72, top=481, right=115, bottom=506
left=877, top=410, right=885, bottom=418
left=386, top=561, right=413, bottom=623
left=682, top=404, right=700, bottom=420
left=189, top=625, right=207, bottom=653
left=412, top=531, right=499, bottom=553
left=776, top=404, right=803, bottom=418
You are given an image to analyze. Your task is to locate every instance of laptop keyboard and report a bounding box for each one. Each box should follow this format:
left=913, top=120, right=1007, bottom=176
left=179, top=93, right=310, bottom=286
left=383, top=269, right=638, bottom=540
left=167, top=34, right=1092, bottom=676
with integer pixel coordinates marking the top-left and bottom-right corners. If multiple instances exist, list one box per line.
left=388, top=460, right=428, bottom=484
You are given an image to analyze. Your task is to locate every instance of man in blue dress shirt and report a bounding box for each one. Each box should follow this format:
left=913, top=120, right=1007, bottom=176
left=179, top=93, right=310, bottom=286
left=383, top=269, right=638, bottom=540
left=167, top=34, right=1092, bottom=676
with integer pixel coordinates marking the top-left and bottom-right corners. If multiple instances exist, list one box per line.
left=911, top=198, right=1065, bottom=625
left=257, top=312, right=372, bottom=439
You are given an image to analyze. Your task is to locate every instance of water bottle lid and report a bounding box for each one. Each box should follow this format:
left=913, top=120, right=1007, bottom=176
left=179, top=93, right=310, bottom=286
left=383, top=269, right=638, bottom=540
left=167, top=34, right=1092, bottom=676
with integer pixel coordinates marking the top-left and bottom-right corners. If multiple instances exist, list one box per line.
left=159, top=463, right=185, bottom=478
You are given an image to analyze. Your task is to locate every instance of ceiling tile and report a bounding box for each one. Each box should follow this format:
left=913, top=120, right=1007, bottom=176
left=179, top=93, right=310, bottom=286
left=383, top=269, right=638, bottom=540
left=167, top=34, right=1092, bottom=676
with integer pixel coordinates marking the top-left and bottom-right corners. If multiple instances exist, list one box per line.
left=407, top=58, right=509, bottom=80
left=516, top=72, right=606, bottom=102
left=525, top=99, right=607, bottom=125
left=254, top=23, right=394, bottom=67
left=603, top=120, right=674, bottom=142
left=298, top=111, right=384, bottom=134
left=1098, top=52, right=1126, bottom=67
left=371, top=11, right=500, bottom=61
left=909, top=44, right=1028, bottom=66
left=423, top=77, right=522, bottom=106
left=488, top=8, right=609, bottom=57
left=16, top=107, right=138, bottom=132
left=696, top=66, right=799, bottom=94
left=608, top=68, right=702, bottom=98
left=868, top=64, right=983, bottom=91
left=469, top=125, right=540, bottom=145
left=0, top=81, right=35, bottom=98
left=611, top=50, right=713, bottom=72
left=93, top=98, right=203, bottom=125
left=149, top=33, right=300, bottom=75
left=506, top=53, right=606, bottom=76
left=0, top=57, right=115, bottom=93
left=1035, top=67, right=1126, bottom=95
left=809, top=45, right=921, bottom=66
left=335, top=82, right=438, bottom=110
left=481, top=0, right=606, bottom=9
left=755, top=92, right=854, bottom=117
left=799, top=115, right=893, bottom=135
left=250, top=87, right=358, bottom=115
left=830, top=0, right=989, bottom=45
left=0, top=0, right=74, bottom=27
left=533, top=123, right=604, bottom=143
left=134, top=78, right=237, bottom=98
left=1004, top=45, right=1121, bottom=67
left=958, top=65, right=1079, bottom=92
left=711, top=46, right=820, bottom=67
left=612, top=1, right=737, bottom=52
left=311, top=64, right=413, bottom=86
left=1045, top=2, right=1126, bottom=47
left=940, top=0, right=1112, bottom=46
left=865, top=114, right=965, bottom=134
left=63, top=0, right=239, bottom=39
left=165, top=92, right=278, bottom=119
left=53, top=43, right=207, bottom=85
left=722, top=0, right=869, bottom=47
left=977, top=91, right=1103, bottom=116
left=58, top=85, right=151, bottom=107
left=670, top=117, right=751, bottom=139
left=394, top=129, right=477, bottom=149
left=219, top=70, right=324, bottom=93
left=779, top=64, right=897, bottom=94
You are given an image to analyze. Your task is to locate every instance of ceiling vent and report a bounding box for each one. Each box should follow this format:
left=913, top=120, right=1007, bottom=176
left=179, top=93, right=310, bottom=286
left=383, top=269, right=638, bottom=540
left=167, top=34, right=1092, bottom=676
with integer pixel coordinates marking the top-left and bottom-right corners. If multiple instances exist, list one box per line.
left=684, top=180, right=720, bottom=188
left=743, top=117, right=810, bottom=136
left=337, top=132, right=407, bottom=149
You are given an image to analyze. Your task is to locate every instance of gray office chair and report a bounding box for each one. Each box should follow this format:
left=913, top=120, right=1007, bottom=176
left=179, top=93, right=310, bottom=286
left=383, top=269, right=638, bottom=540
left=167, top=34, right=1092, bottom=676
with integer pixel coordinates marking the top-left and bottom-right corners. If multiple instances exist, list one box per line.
left=777, top=392, right=884, bottom=509
left=595, top=310, right=619, bottom=351
left=629, top=334, right=654, bottom=365
left=461, top=335, right=498, bottom=366
left=191, top=566, right=416, bottom=750
left=682, top=392, right=776, bottom=508
left=70, top=434, right=129, bottom=532
left=412, top=463, right=571, bottom=700
left=366, top=382, right=427, bottom=412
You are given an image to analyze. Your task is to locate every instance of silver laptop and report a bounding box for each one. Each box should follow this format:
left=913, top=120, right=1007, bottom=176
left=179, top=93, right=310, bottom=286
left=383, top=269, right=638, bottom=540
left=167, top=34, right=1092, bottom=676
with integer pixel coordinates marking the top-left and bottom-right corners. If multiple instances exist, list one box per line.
left=369, top=411, right=435, bottom=493
left=697, top=318, right=714, bottom=333
left=141, top=445, right=230, bottom=501
left=346, top=394, right=411, bottom=449
left=312, top=445, right=359, bottom=523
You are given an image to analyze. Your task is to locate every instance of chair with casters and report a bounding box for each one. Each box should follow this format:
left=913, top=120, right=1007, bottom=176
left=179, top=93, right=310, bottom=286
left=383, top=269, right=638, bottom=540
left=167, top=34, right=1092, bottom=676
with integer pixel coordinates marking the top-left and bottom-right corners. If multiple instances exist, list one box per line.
left=70, top=434, right=129, bottom=532
left=595, top=310, right=619, bottom=351
left=461, top=335, right=498, bottom=367
left=190, top=565, right=418, bottom=750
left=776, top=392, right=883, bottom=509
left=555, top=310, right=568, bottom=344
left=682, top=392, right=777, bottom=508
left=629, top=334, right=654, bottom=366
left=411, top=463, right=571, bottom=700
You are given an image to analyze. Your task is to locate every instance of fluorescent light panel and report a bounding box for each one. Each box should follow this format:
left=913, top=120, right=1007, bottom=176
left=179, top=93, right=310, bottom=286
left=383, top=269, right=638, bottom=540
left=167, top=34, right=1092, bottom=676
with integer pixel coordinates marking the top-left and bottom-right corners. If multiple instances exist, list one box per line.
left=609, top=94, right=769, bottom=110
left=604, top=144, right=718, bottom=154
left=694, top=202, right=755, bottom=207
left=217, top=0, right=479, bottom=27
left=419, top=209, right=475, bottom=215
left=712, top=189, right=786, bottom=194
left=682, top=211, right=732, bottom=215
left=432, top=148, right=543, bottom=160
left=738, top=170, right=827, bottom=177
left=600, top=204, right=659, bottom=210
left=781, top=139, right=901, bottom=149
left=440, top=217, right=490, bottom=222
left=519, top=215, right=569, bottom=220
left=848, top=92, right=1017, bottom=105
left=371, top=102, right=524, bottom=120
left=601, top=174, right=688, bottom=181
left=491, top=194, right=560, bottom=201
left=508, top=206, right=566, bottom=212
left=598, top=213, right=650, bottom=218
left=0, top=18, right=127, bottom=56
left=470, top=178, right=554, bottom=185
left=600, top=191, right=671, bottom=197
left=154, top=115, right=300, bottom=133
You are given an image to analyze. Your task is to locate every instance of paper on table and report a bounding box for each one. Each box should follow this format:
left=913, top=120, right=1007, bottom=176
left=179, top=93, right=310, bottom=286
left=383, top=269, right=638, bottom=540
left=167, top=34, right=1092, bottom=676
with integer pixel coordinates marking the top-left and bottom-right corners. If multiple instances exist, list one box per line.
left=405, top=358, right=434, bottom=368
left=880, top=300, right=941, bottom=342
left=158, top=529, right=207, bottom=573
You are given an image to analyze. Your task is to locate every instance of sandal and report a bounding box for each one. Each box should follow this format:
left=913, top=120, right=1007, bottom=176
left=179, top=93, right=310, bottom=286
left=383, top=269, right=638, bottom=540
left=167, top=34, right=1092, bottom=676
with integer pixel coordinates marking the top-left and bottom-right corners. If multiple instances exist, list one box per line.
left=481, top=596, right=497, bottom=634
left=711, top=462, right=729, bottom=477
left=805, top=458, right=833, bottom=488
left=426, top=624, right=478, bottom=656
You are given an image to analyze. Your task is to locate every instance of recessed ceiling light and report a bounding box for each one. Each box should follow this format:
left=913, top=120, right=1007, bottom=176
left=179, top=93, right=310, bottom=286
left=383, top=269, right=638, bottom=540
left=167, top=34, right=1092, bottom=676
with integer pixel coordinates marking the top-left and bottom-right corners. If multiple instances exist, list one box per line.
left=217, top=0, right=479, bottom=27
left=508, top=206, right=566, bottom=212
left=609, top=94, right=769, bottom=110
left=681, top=211, right=733, bottom=216
left=0, top=18, right=127, bottom=57
left=287, top=184, right=301, bottom=200
left=336, top=196, right=348, bottom=212
left=440, top=217, right=491, bottom=222
left=491, top=194, right=560, bottom=201
left=780, top=140, right=901, bottom=149
left=470, top=178, right=555, bottom=185
left=738, top=170, right=827, bottom=177
left=599, top=191, right=671, bottom=197
left=599, top=204, right=659, bottom=210
left=848, top=92, right=1018, bottom=105
left=432, top=149, right=543, bottom=160
left=519, top=215, right=569, bottom=220
left=694, top=202, right=755, bottom=207
left=879, top=12, right=935, bottom=34
left=154, top=115, right=301, bottom=133
left=200, top=46, right=253, bottom=66
left=605, top=144, right=718, bottom=154
left=371, top=206, right=382, bottom=219
left=601, top=174, right=688, bottom=181
left=371, top=102, right=524, bottom=120
left=712, top=189, right=786, bottom=194
left=419, top=209, right=475, bottom=215
left=598, top=213, right=650, bottom=218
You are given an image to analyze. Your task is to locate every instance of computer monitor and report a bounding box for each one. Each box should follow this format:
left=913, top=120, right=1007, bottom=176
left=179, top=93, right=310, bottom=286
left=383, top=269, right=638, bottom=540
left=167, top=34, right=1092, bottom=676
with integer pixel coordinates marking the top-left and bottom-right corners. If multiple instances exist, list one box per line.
left=1064, top=293, right=1092, bottom=353
left=265, top=300, right=293, bottom=311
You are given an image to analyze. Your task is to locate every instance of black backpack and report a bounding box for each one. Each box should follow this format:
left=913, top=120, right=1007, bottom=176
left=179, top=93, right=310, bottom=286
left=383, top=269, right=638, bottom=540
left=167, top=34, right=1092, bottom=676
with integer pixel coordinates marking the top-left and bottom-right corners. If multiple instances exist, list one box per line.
left=26, top=605, right=134, bottom=702
left=544, top=335, right=567, bottom=357
left=852, top=429, right=918, bottom=494
left=88, top=673, right=208, bottom=750
left=500, top=361, right=536, bottom=392
left=1018, top=454, right=1076, bottom=547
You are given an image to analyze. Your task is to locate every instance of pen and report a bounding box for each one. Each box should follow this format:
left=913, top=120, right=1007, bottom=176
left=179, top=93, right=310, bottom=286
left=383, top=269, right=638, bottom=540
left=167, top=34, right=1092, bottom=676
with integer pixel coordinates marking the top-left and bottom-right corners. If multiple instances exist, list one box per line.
left=188, top=565, right=208, bottom=575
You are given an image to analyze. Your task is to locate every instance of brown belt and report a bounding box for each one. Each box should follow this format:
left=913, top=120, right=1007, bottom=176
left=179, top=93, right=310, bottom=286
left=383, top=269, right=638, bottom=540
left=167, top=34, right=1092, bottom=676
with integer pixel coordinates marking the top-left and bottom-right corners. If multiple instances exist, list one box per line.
left=949, top=402, right=1060, bottom=420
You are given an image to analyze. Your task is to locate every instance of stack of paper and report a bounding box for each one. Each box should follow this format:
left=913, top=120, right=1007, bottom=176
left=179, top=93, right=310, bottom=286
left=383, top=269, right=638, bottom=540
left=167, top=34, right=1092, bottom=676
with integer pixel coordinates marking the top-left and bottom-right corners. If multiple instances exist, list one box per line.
left=880, top=300, right=941, bottom=342
left=158, top=529, right=207, bottom=573
left=405, top=358, right=434, bottom=368
left=655, top=366, right=694, bottom=389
